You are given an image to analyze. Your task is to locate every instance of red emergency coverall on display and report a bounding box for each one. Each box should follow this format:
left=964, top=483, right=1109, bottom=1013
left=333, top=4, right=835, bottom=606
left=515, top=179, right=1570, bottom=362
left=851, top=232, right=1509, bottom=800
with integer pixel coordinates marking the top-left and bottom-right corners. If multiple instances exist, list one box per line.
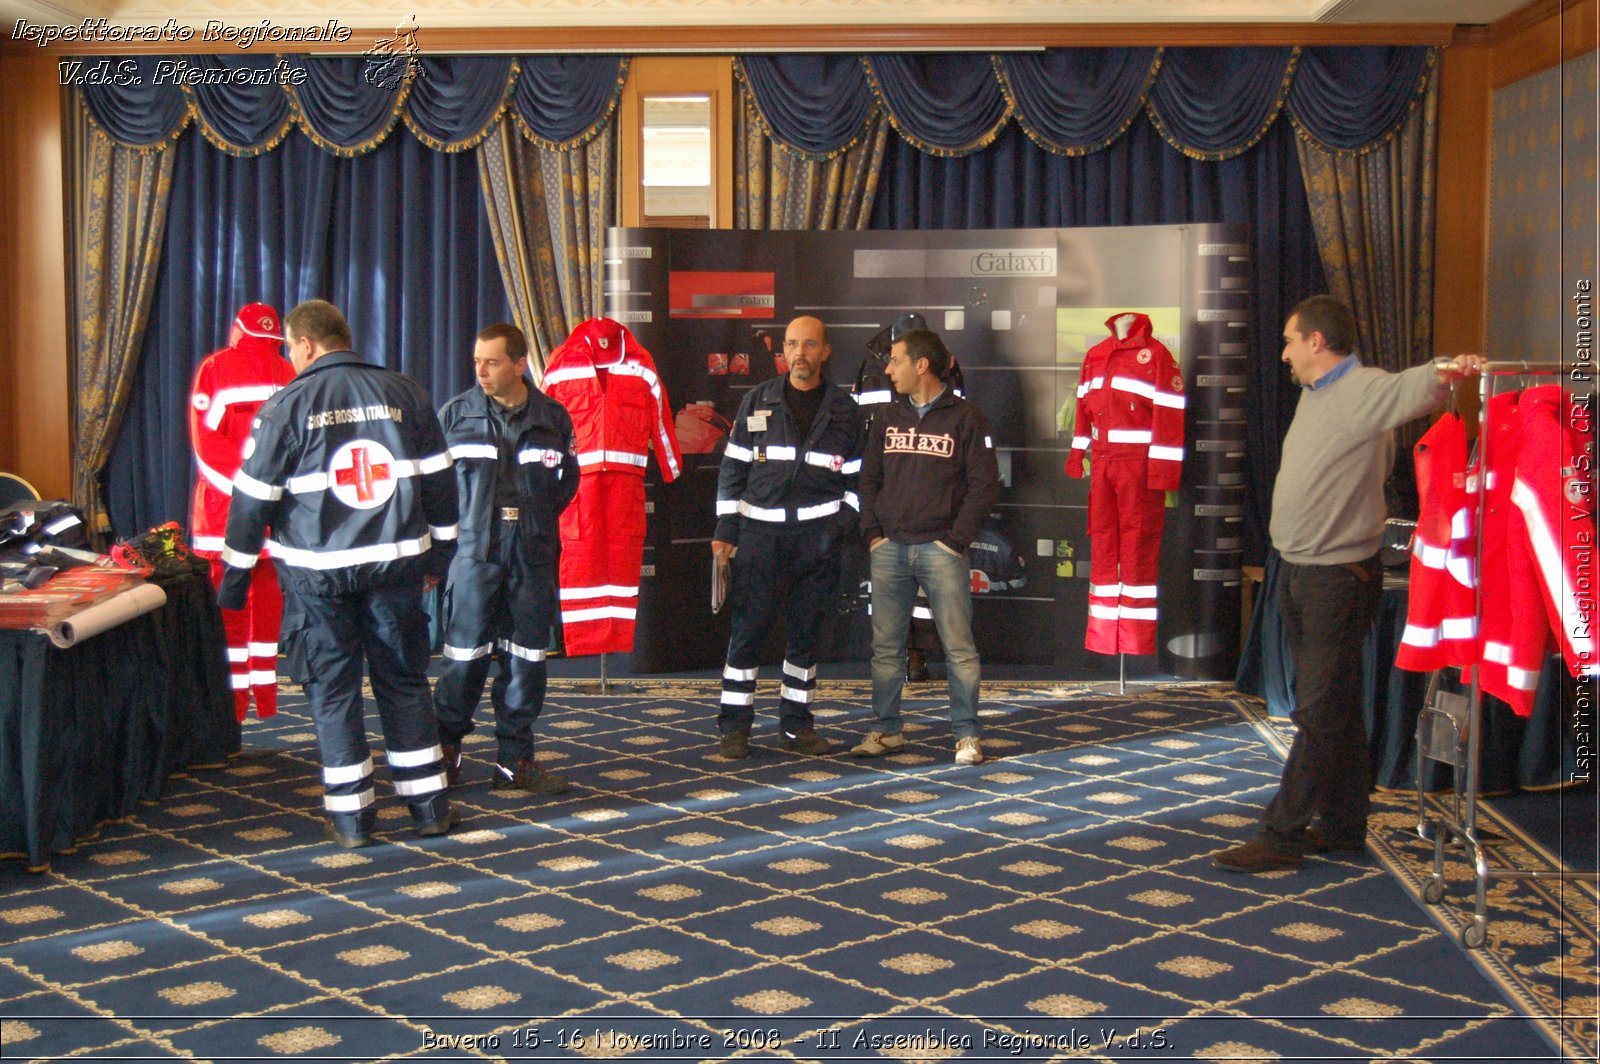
left=1395, top=413, right=1478, bottom=671
left=1065, top=312, right=1185, bottom=655
left=188, top=303, right=295, bottom=719
left=542, top=318, right=682, bottom=656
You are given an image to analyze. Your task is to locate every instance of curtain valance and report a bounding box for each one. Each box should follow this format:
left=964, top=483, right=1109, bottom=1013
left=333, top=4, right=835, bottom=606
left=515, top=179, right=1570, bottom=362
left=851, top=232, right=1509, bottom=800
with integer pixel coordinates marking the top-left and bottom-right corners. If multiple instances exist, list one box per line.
left=81, top=54, right=628, bottom=154
left=738, top=46, right=1433, bottom=160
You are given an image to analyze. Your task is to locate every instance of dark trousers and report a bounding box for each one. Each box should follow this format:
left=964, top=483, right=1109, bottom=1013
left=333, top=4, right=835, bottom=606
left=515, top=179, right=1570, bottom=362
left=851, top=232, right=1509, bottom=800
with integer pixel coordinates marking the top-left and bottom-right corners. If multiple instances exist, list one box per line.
left=1260, top=555, right=1383, bottom=852
left=284, top=585, right=448, bottom=834
left=719, top=524, right=841, bottom=736
left=434, top=543, right=554, bottom=765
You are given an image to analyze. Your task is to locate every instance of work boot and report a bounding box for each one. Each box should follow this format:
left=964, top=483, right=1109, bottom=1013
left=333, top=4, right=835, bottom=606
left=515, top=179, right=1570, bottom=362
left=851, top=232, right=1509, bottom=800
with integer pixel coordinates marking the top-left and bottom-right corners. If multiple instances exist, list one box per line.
left=323, top=816, right=376, bottom=851
left=490, top=758, right=569, bottom=796
left=719, top=730, right=751, bottom=760
left=906, top=648, right=929, bottom=682
left=782, top=726, right=833, bottom=755
left=414, top=807, right=459, bottom=838
left=440, top=743, right=462, bottom=787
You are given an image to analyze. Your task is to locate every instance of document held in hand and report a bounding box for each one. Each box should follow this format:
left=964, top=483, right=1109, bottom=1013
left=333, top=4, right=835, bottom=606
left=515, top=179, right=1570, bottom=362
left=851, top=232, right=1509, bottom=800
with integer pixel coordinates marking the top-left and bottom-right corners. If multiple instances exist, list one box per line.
left=711, top=552, right=732, bottom=614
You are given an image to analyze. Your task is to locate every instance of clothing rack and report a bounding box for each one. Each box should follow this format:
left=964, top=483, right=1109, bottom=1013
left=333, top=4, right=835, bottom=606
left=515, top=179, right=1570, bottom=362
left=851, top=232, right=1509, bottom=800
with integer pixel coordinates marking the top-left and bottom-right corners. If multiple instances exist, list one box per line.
left=1414, top=359, right=1596, bottom=948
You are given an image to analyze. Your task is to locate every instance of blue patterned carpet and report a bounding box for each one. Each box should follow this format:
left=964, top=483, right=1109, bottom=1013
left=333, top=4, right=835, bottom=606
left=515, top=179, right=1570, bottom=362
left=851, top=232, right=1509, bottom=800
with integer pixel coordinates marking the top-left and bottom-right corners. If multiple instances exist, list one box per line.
left=0, top=678, right=1590, bottom=1062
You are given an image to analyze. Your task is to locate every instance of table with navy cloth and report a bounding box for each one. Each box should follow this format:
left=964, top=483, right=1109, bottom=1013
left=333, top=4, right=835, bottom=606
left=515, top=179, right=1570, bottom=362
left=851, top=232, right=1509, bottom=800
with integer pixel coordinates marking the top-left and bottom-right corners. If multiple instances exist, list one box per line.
left=0, top=568, right=239, bottom=871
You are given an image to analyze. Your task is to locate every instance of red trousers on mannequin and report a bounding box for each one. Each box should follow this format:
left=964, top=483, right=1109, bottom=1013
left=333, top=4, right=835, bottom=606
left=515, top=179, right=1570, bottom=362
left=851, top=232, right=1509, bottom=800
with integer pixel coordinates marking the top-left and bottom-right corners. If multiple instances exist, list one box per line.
left=210, top=556, right=283, bottom=719
left=1086, top=458, right=1166, bottom=655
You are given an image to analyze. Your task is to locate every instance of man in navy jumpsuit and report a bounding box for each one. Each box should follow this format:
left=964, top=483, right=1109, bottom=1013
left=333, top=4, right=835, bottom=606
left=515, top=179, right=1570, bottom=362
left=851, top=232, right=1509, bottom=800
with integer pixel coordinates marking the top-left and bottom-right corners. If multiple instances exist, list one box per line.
left=712, top=315, right=864, bottom=759
left=435, top=323, right=579, bottom=796
left=219, top=300, right=459, bottom=848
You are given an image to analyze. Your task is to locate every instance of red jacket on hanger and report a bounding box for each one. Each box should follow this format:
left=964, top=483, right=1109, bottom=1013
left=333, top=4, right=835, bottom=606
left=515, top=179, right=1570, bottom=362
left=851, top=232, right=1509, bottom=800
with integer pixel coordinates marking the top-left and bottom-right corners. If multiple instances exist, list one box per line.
left=1509, top=384, right=1596, bottom=686
left=1395, top=413, right=1479, bottom=672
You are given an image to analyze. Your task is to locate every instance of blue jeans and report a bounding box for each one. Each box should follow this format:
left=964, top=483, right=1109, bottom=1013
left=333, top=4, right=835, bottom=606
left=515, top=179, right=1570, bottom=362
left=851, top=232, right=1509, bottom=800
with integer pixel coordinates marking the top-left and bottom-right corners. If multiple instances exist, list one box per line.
left=869, top=539, right=981, bottom=739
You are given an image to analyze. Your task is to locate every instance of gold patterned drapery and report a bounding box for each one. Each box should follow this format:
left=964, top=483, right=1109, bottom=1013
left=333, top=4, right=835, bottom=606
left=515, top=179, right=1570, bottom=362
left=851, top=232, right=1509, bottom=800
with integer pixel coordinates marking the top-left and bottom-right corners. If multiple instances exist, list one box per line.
left=477, top=115, right=617, bottom=376
left=1295, top=62, right=1439, bottom=375
left=66, top=96, right=176, bottom=537
left=734, top=86, right=890, bottom=231
left=1295, top=62, right=1440, bottom=502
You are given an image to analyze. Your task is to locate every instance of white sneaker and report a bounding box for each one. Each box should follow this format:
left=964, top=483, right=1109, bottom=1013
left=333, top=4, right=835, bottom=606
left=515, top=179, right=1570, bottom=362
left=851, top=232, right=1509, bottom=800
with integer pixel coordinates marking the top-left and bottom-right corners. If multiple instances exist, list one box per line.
left=954, top=737, right=984, bottom=766
left=850, top=730, right=907, bottom=757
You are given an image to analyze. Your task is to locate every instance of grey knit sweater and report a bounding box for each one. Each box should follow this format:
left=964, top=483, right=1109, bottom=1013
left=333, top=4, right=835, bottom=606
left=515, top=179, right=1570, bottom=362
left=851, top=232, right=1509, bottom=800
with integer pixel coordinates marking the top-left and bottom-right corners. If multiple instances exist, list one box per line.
left=1270, top=361, right=1448, bottom=566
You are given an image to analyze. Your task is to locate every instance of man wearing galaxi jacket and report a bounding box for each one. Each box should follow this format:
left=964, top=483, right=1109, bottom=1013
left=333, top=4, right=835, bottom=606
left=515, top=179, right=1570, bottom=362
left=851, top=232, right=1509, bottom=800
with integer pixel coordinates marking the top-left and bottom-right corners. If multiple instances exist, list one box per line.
left=852, top=327, right=1000, bottom=766
left=219, top=299, right=460, bottom=849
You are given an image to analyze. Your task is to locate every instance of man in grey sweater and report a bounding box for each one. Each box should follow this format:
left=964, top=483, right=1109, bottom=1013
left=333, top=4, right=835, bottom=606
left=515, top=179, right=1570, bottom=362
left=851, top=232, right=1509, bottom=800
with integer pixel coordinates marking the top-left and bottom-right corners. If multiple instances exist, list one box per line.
left=1215, top=295, right=1484, bottom=873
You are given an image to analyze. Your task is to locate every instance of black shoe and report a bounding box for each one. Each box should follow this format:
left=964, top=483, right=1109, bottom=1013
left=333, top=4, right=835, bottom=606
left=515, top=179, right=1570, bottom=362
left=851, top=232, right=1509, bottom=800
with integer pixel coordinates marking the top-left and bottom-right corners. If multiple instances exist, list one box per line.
left=440, top=743, right=462, bottom=787
left=906, top=649, right=929, bottom=682
left=782, top=726, right=833, bottom=756
left=324, top=821, right=375, bottom=849
left=719, top=730, right=751, bottom=760
left=490, top=758, right=569, bottom=796
left=415, top=808, right=459, bottom=838
left=1306, top=826, right=1365, bottom=854
left=1212, top=839, right=1302, bottom=873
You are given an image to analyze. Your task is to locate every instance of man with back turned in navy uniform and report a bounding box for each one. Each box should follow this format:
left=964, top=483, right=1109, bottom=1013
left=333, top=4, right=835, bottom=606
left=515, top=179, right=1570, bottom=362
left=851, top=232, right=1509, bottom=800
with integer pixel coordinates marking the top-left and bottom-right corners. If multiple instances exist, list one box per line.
left=712, top=315, right=865, bottom=759
left=219, top=299, right=460, bottom=848
left=435, top=323, right=580, bottom=797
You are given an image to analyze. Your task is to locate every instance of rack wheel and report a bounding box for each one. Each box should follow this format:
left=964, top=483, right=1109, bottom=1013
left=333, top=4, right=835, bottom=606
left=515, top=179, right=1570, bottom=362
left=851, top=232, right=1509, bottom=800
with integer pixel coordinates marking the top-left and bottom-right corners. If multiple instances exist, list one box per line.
left=1461, top=922, right=1486, bottom=949
left=1422, top=879, right=1446, bottom=904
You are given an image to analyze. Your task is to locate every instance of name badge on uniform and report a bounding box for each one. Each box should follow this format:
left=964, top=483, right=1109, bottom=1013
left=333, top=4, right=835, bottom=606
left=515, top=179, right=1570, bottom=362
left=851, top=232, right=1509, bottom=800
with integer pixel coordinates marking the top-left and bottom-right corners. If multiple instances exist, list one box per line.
left=747, top=415, right=769, bottom=432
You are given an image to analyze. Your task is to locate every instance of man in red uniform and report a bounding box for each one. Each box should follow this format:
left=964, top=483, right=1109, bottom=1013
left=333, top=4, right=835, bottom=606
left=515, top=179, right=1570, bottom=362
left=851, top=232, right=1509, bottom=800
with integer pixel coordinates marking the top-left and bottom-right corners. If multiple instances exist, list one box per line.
left=542, top=318, right=682, bottom=656
left=1065, top=312, right=1185, bottom=655
left=189, top=302, right=295, bottom=719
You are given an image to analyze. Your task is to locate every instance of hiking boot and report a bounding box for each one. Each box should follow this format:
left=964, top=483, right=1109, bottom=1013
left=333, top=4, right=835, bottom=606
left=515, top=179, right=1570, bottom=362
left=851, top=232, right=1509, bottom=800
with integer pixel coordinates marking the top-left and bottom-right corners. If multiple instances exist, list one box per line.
left=849, top=730, right=906, bottom=757
left=906, top=648, right=929, bottom=682
left=783, top=727, right=833, bottom=755
left=440, top=743, right=462, bottom=787
left=719, top=730, right=751, bottom=760
left=954, top=736, right=984, bottom=766
left=1212, top=838, right=1302, bottom=874
left=414, top=808, right=459, bottom=838
left=490, top=758, right=569, bottom=796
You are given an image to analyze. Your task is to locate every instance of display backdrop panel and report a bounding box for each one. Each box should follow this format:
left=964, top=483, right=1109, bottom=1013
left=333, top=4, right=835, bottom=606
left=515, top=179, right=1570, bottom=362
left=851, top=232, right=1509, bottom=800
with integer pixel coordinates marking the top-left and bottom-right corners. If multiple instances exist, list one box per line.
left=605, top=225, right=1250, bottom=679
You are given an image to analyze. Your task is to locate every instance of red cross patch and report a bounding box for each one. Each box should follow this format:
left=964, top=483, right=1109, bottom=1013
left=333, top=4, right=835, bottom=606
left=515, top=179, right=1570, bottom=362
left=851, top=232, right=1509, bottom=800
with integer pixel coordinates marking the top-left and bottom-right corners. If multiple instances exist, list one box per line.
left=329, top=439, right=397, bottom=510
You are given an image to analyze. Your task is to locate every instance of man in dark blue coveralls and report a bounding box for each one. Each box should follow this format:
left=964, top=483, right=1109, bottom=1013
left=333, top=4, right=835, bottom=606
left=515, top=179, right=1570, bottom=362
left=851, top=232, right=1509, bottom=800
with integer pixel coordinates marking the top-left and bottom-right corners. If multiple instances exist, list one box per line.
left=435, top=323, right=580, bottom=796
left=219, top=299, right=459, bottom=848
left=712, top=315, right=864, bottom=759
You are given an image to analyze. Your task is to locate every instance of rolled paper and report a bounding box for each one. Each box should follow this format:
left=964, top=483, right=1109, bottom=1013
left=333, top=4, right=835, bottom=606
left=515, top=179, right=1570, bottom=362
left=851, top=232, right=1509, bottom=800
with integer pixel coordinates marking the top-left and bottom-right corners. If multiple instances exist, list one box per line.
left=48, top=583, right=167, bottom=648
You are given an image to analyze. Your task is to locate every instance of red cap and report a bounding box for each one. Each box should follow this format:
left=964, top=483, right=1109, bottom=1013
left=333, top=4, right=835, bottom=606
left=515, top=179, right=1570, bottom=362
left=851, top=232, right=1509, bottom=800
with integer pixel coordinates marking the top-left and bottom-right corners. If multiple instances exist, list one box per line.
left=234, top=303, right=283, bottom=340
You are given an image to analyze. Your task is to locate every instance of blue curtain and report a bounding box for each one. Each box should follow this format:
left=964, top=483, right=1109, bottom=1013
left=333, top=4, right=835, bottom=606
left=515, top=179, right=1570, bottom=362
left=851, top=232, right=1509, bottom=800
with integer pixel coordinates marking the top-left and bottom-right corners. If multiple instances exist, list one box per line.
left=997, top=49, right=1159, bottom=154
left=80, top=53, right=625, bottom=153
left=868, top=115, right=1325, bottom=562
left=103, top=129, right=510, bottom=538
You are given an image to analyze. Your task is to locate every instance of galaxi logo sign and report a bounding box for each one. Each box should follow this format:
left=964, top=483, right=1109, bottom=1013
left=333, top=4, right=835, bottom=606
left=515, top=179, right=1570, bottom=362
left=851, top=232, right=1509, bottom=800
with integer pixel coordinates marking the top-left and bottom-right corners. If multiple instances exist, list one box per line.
left=969, top=249, right=1055, bottom=276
